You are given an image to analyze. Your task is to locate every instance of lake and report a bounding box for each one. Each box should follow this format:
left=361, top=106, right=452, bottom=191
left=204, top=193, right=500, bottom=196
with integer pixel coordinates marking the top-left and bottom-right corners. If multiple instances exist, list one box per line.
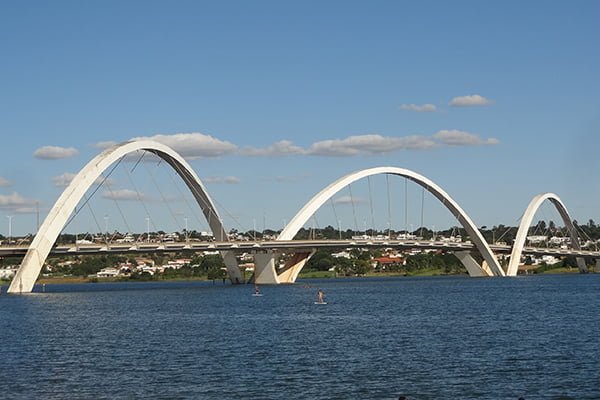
left=1, top=274, right=599, bottom=399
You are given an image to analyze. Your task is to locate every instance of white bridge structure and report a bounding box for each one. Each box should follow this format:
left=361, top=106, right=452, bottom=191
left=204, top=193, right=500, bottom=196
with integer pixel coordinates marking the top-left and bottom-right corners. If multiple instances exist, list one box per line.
left=6, top=140, right=594, bottom=293
left=8, top=140, right=242, bottom=294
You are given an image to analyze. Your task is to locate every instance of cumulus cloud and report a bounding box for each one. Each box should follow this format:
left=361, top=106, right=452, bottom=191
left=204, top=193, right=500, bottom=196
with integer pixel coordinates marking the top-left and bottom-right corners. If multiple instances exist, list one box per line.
left=433, top=130, right=500, bottom=146
left=332, top=195, right=366, bottom=205
left=33, top=145, right=79, bottom=160
left=94, top=141, right=119, bottom=149
left=0, top=192, right=37, bottom=209
left=449, top=94, right=492, bottom=107
left=52, top=172, right=77, bottom=187
left=0, top=177, right=11, bottom=187
left=307, top=134, right=438, bottom=156
left=203, top=176, right=241, bottom=184
left=92, top=130, right=498, bottom=163
left=102, top=189, right=144, bottom=201
left=14, top=206, right=40, bottom=214
left=129, top=132, right=237, bottom=159
left=399, top=103, right=437, bottom=112
left=241, top=140, right=305, bottom=157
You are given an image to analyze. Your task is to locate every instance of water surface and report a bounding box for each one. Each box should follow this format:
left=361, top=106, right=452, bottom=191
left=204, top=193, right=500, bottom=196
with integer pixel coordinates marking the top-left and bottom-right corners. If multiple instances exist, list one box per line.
left=1, top=275, right=599, bottom=399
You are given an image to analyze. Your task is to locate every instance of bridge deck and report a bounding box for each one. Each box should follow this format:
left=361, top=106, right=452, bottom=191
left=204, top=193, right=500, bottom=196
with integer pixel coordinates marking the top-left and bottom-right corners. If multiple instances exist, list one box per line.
left=1, top=240, right=598, bottom=258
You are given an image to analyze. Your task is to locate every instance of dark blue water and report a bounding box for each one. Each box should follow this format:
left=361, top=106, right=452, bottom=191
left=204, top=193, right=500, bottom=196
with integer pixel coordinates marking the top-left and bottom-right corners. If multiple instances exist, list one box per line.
left=1, top=275, right=599, bottom=399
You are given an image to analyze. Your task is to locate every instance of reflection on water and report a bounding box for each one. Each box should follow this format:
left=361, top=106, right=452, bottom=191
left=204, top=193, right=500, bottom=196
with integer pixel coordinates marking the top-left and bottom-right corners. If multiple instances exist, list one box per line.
left=1, top=275, right=599, bottom=399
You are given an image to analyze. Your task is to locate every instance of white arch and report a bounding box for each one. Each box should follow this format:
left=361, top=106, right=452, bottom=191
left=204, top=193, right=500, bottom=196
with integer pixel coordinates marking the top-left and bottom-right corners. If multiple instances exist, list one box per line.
left=8, top=140, right=238, bottom=293
left=278, top=166, right=504, bottom=277
left=507, top=193, right=584, bottom=276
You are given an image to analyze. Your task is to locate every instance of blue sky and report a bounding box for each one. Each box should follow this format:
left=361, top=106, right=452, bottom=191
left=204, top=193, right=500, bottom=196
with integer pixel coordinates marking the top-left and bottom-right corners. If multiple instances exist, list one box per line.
left=1, top=1, right=599, bottom=237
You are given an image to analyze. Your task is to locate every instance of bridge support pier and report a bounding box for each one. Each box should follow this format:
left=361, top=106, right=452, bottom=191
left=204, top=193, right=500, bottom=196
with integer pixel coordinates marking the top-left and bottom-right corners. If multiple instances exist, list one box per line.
left=221, top=251, right=244, bottom=284
left=277, top=250, right=316, bottom=283
left=254, top=251, right=280, bottom=284
left=576, top=257, right=588, bottom=273
left=455, top=251, right=494, bottom=277
left=595, top=259, right=600, bottom=273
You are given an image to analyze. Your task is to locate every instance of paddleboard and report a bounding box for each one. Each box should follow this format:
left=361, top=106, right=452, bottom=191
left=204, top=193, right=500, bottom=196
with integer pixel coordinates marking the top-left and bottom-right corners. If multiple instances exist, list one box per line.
left=314, top=301, right=327, bottom=305
left=252, top=293, right=263, bottom=297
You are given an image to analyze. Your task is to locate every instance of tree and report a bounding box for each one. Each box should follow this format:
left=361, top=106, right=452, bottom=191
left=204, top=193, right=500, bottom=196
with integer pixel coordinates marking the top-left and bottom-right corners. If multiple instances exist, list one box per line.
left=200, top=254, right=224, bottom=272
left=306, top=250, right=334, bottom=271
left=334, top=257, right=353, bottom=275
left=353, top=259, right=371, bottom=276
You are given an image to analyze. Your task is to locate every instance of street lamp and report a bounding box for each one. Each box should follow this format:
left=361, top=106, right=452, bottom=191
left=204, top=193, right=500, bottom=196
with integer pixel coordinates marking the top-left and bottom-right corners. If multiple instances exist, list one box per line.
left=184, top=217, right=189, bottom=243
left=338, top=219, right=342, bottom=240
left=145, top=217, right=150, bottom=243
left=7, top=215, right=12, bottom=245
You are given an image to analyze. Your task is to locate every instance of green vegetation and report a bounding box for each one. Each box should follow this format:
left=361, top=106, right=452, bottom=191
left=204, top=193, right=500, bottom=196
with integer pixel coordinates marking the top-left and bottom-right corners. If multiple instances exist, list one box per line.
left=35, top=252, right=229, bottom=283
left=301, top=248, right=465, bottom=278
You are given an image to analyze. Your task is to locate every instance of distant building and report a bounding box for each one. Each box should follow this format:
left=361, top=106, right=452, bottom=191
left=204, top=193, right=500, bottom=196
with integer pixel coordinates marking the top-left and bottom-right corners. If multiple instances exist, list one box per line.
left=527, top=235, right=547, bottom=244
left=0, top=267, right=17, bottom=280
left=371, top=256, right=404, bottom=269
left=97, top=267, right=119, bottom=278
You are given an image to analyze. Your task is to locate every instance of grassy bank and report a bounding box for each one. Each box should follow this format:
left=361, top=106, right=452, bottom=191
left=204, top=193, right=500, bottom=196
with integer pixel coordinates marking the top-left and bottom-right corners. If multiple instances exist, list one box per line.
left=298, top=267, right=460, bottom=279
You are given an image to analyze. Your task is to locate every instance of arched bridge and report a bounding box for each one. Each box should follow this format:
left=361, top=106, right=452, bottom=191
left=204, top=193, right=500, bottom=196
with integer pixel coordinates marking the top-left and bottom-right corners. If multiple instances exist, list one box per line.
left=7, top=140, right=242, bottom=294
left=6, top=141, right=594, bottom=293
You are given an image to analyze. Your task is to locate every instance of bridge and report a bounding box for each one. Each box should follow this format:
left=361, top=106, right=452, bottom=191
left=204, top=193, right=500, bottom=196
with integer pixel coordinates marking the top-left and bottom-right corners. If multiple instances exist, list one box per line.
left=5, top=140, right=596, bottom=293
left=2, top=239, right=597, bottom=260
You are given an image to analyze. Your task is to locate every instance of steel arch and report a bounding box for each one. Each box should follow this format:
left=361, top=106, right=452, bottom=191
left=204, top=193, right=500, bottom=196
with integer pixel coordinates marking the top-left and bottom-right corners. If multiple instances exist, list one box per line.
left=507, top=192, right=584, bottom=276
left=278, top=166, right=504, bottom=277
left=8, top=140, right=236, bottom=293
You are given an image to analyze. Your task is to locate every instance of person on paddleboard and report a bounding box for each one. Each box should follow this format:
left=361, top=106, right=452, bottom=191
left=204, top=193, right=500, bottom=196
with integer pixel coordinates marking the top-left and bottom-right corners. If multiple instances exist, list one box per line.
left=317, top=288, right=325, bottom=303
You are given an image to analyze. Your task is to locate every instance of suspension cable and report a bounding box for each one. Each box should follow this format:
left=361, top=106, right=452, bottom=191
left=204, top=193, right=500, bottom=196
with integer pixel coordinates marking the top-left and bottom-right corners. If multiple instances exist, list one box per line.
left=164, top=164, right=206, bottom=233
left=329, top=197, right=341, bottom=239
left=404, top=177, right=408, bottom=234
left=367, top=176, right=375, bottom=238
left=82, top=193, right=104, bottom=240
left=122, top=151, right=159, bottom=233
left=386, top=173, right=392, bottom=238
left=61, top=156, right=125, bottom=232
left=142, top=160, right=183, bottom=232
left=168, top=159, right=249, bottom=236
left=348, top=184, right=359, bottom=236
left=419, top=186, right=425, bottom=238
left=102, top=171, right=134, bottom=236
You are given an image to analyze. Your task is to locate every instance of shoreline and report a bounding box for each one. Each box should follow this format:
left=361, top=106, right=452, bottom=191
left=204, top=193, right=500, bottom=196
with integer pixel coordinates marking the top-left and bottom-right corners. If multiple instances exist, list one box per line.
left=0, top=266, right=587, bottom=289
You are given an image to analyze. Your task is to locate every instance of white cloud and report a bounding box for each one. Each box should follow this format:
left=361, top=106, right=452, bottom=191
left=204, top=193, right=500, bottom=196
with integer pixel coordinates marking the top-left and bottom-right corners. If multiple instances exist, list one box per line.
left=433, top=130, right=500, bottom=146
left=307, top=134, right=438, bottom=156
left=241, top=140, right=305, bottom=157
left=203, top=176, right=241, bottom=184
left=52, top=172, right=77, bottom=187
left=102, top=189, right=144, bottom=201
left=130, top=132, right=237, bottom=159
left=0, top=177, right=11, bottom=187
left=0, top=192, right=36, bottom=209
left=332, top=195, right=366, bottom=205
left=449, top=94, right=492, bottom=107
left=14, top=206, right=40, bottom=214
left=94, top=141, right=119, bottom=149
left=33, top=145, right=79, bottom=160
left=399, top=103, right=437, bottom=112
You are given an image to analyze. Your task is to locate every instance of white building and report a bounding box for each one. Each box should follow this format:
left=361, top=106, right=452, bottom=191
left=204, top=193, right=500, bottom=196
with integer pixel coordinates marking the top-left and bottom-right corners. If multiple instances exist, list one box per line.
left=0, top=267, right=17, bottom=280
left=97, top=267, right=119, bottom=278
